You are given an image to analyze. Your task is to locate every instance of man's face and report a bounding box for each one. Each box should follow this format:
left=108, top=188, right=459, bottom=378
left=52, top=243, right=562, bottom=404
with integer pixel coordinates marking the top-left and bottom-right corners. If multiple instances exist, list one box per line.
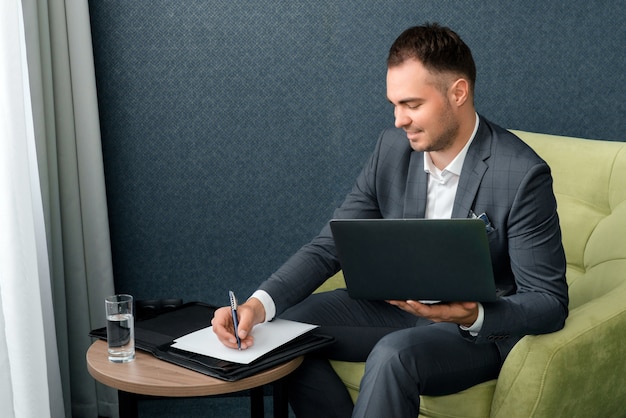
left=386, top=59, right=460, bottom=153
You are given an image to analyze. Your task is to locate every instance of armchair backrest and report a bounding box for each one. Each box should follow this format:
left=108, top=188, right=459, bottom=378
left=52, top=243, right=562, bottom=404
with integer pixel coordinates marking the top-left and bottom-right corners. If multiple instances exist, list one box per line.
left=514, top=131, right=626, bottom=309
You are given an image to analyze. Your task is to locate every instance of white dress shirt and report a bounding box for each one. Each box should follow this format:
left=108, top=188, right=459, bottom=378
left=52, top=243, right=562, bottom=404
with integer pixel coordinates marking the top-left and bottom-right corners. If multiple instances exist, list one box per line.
left=423, top=115, right=484, bottom=335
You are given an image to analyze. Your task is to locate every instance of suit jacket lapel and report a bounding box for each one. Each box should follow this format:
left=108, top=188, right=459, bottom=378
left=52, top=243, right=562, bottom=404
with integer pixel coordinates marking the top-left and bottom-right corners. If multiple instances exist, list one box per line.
left=452, top=120, right=492, bottom=218
left=404, top=151, right=428, bottom=218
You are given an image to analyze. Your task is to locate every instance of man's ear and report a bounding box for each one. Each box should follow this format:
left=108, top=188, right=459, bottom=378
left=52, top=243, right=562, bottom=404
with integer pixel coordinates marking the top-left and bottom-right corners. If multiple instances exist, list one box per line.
left=449, top=78, right=470, bottom=107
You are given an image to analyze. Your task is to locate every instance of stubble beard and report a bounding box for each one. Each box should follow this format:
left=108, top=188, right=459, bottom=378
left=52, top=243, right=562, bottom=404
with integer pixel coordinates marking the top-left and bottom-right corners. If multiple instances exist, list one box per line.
left=416, top=102, right=460, bottom=153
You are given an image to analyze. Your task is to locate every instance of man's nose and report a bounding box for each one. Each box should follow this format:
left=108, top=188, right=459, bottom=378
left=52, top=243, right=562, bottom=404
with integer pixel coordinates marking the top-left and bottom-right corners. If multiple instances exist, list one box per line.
left=394, top=107, right=410, bottom=129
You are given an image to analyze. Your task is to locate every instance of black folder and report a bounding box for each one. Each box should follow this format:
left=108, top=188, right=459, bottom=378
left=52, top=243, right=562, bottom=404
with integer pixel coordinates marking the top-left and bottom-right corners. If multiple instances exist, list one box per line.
left=89, top=302, right=333, bottom=381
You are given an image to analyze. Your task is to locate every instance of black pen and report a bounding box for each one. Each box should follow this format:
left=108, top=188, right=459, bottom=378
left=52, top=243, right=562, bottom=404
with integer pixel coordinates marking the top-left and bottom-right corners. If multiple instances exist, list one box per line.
left=228, top=290, right=242, bottom=350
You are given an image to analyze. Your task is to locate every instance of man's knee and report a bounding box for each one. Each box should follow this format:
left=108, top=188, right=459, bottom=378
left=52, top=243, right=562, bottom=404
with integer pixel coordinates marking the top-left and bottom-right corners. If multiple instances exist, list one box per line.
left=363, top=325, right=454, bottom=385
left=365, top=330, right=423, bottom=379
left=367, top=331, right=405, bottom=362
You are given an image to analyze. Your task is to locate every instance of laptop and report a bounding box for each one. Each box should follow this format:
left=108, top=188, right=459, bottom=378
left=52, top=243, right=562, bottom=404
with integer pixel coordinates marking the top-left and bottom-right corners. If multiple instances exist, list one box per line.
left=329, top=219, right=497, bottom=302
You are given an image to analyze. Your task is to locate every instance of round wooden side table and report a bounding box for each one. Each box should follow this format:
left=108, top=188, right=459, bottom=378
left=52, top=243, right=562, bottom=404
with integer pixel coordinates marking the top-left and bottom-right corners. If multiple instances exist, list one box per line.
left=86, top=339, right=302, bottom=417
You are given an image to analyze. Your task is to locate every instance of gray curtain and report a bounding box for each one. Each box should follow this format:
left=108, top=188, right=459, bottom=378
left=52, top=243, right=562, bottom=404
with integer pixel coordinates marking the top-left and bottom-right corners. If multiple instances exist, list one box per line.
left=22, top=0, right=117, bottom=416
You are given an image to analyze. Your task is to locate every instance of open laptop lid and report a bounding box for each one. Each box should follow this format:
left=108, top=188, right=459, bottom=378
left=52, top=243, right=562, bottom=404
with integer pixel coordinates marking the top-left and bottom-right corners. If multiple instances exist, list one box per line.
left=329, top=219, right=497, bottom=302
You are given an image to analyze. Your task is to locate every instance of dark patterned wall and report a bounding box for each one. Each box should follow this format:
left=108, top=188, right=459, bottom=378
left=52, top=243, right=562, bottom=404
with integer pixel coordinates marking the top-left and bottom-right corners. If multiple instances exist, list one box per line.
left=89, top=1, right=625, bottom=307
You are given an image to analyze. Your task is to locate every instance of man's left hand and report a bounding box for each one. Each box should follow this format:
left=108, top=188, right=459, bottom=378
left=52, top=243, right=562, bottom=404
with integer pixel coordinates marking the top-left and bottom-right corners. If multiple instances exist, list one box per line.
left=387, top=300, right=479, bottom=328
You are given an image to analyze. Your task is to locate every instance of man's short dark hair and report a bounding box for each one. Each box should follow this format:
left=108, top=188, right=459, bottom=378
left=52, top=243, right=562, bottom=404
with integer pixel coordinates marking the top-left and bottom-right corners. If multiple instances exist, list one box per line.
left=387, top=23, right=476, bottom=93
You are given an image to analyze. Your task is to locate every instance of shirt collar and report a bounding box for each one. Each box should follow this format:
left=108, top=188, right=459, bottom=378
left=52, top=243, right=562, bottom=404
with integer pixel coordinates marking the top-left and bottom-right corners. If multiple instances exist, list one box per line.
left=424, top=113, right=480, bottom=176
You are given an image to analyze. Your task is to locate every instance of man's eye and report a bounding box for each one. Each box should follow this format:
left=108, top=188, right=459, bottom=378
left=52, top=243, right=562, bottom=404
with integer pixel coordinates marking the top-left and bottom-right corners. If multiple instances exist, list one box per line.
left=407, top=103, right=420, bottom=109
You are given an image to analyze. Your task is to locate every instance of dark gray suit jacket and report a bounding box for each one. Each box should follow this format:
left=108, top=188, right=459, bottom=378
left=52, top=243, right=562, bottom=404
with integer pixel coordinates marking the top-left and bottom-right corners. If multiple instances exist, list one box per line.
left=259, top=116, right=569, bottom=359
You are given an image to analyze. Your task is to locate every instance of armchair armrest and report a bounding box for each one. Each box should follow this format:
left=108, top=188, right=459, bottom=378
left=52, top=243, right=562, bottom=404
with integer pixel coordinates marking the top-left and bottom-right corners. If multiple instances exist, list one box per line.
left=491, top=282, right=626, bottom=417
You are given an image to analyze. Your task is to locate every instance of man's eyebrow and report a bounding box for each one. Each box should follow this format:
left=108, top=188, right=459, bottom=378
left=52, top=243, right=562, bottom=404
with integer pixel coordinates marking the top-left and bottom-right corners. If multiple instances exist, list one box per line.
left=386, top=97, right=423, bottom=104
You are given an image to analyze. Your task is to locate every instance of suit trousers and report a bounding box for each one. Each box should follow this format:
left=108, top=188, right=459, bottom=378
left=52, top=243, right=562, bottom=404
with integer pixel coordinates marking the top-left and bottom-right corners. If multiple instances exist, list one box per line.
left=280, top=289, right=501, bottom=418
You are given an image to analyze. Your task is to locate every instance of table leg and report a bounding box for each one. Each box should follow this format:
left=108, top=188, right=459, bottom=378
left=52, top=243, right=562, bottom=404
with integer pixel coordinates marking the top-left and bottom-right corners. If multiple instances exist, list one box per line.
left=118, top=390, right=138, bottom=418
left=272, top=380, right=288, bottom=418
left=250, top=386, right=264, bottom=418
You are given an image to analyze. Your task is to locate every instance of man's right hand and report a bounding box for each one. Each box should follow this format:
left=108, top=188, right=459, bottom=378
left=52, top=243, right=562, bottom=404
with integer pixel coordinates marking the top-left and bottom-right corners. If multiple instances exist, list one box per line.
left=211, top=297, right=266, bottom=350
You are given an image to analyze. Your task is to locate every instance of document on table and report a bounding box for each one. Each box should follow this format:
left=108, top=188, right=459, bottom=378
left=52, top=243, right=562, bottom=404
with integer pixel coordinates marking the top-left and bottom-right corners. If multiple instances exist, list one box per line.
left=171, top=319, right=318, bottom=364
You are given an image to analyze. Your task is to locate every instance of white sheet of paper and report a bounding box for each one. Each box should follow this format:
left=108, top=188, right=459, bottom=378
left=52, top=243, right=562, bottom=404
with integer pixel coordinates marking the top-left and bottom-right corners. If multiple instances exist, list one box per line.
left=171, top=318, right=318, bottom=364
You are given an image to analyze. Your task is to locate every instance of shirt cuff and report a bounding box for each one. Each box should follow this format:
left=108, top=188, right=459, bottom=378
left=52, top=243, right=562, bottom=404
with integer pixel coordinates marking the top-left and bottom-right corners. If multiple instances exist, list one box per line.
left=459, top=302, right=484, bottom=337
left=249, top=290, right=276, bottom=323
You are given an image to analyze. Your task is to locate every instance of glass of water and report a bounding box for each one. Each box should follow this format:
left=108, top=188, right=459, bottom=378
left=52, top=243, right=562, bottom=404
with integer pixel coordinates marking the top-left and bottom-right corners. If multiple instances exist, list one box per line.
left=105, top=294, right=135, bottom=363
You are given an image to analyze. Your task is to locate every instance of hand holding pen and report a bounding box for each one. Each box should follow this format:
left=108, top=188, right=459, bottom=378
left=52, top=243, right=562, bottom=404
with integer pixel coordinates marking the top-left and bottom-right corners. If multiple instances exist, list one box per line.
left=211, top=294, right=267, bottom=349
left=229, top=290, right=242, bottom=350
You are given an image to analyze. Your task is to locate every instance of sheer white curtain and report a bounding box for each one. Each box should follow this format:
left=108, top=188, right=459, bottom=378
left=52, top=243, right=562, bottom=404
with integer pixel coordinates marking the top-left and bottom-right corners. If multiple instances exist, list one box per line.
left=1, top=0, right=117, bottom=416
left=0, top=1, right=64, bottom=416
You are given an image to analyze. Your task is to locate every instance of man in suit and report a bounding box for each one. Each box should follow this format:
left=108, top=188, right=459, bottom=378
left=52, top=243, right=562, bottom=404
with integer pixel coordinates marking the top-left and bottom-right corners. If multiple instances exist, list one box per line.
left=212, top=23, right=568, bottom=417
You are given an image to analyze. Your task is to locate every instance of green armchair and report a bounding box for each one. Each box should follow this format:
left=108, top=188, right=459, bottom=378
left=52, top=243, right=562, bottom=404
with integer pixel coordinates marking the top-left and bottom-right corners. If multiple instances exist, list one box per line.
left=315, top=130, right=626, bottom=417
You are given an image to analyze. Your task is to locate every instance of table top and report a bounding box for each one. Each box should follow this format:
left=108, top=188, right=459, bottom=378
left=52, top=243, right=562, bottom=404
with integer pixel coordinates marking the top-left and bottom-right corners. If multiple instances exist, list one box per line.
left=86, top=339, right=303, bottom=397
